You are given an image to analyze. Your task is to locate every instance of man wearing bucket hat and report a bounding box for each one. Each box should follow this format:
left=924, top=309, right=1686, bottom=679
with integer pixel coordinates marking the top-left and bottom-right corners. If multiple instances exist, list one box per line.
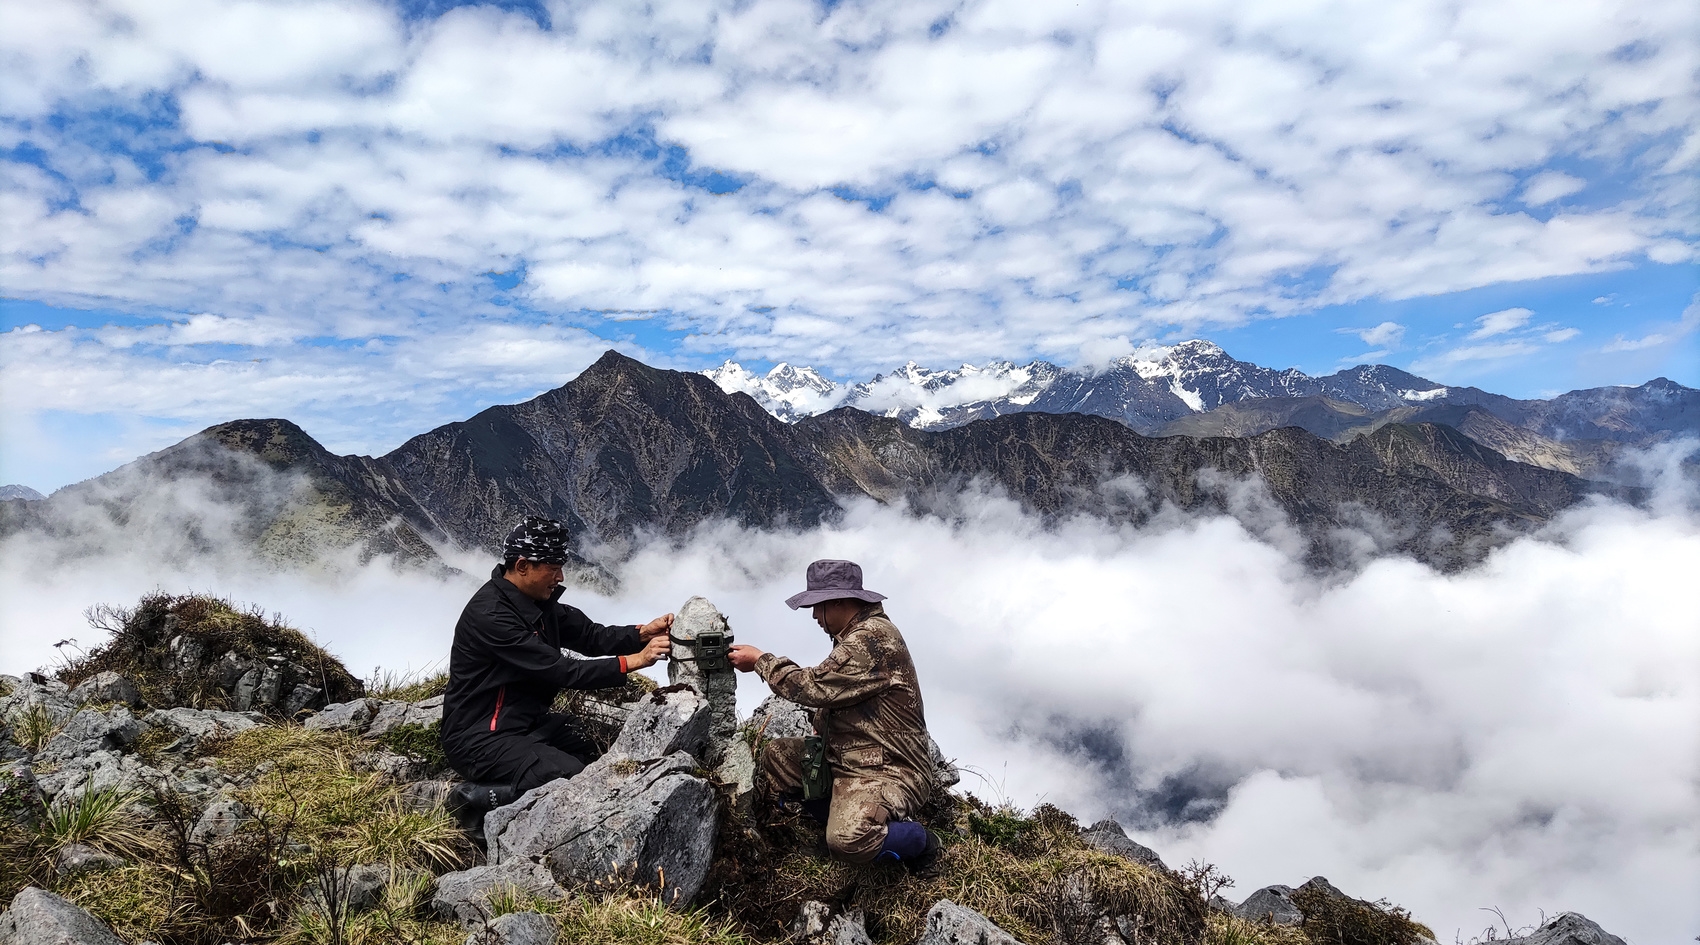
left=440, top=516, right=674, bottom=839
left=727, top=559, right=942, bottom=874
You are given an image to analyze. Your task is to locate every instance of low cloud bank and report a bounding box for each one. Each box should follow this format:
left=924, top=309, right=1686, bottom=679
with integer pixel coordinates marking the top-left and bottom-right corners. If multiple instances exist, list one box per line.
left=2, top=453, right=1696, bottom=941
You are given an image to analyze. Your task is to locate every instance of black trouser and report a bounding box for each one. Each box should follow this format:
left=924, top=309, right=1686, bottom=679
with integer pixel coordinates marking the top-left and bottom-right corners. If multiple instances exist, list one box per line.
left=446, top=713, right=601, bottom=794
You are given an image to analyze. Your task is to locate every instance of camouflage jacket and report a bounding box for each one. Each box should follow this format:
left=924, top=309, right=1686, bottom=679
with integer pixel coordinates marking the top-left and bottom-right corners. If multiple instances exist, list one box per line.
left=755, top=603, right=934, bottom=790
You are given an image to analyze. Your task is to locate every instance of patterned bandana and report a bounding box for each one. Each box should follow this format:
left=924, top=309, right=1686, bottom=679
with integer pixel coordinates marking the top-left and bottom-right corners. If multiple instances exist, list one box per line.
left=502, top=516, right=570, bottom=565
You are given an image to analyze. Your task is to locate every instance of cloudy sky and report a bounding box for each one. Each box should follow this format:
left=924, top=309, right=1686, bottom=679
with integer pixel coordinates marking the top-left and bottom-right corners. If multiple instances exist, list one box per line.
left=3, top=0, right=1698, bottom=491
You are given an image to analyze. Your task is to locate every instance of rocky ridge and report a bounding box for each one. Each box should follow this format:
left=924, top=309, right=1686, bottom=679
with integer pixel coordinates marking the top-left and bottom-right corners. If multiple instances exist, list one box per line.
left=0, top=351, right=1628, bottom=574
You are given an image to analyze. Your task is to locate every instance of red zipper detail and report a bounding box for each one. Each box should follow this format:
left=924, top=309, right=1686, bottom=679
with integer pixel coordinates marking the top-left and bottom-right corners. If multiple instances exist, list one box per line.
left=489, top=686, right=505, bottom=732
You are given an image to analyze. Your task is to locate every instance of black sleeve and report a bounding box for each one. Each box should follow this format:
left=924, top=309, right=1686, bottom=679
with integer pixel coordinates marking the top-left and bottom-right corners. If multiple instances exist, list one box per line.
left=554, top=603, right=644, bottom=657
left=472, top=605, right=628, bottom=691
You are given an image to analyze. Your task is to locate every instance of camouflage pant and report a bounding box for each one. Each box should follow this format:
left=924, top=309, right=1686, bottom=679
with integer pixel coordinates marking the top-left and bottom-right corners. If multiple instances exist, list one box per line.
left=759, top=737, right=923, bottom=865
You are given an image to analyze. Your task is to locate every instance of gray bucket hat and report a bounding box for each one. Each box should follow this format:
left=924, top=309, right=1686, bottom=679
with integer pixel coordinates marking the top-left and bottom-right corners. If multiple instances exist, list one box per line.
left=785, top=559, right=887, bottom=610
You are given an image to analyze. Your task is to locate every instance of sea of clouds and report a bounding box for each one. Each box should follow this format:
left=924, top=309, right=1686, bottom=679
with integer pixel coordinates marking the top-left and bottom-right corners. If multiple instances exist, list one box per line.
left=2, top=450, right=1696, bottom=942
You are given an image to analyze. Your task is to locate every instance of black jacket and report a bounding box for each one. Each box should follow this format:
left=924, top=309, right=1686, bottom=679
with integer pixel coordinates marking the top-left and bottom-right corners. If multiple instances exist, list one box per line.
left=440, top=566, right=643, bottom=762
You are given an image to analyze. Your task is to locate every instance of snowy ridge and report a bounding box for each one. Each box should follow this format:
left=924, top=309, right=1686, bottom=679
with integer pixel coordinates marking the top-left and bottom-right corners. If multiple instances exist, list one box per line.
left=702, top=341, right=1458, bottom=433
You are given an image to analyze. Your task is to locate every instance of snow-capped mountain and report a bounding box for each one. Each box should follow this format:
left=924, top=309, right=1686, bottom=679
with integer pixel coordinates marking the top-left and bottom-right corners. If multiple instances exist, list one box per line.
left=704, top=340, right=1455, bottom=433
left=697, top=339, right=1693, bottom=448
left=703, top=361, right=847, bottom=422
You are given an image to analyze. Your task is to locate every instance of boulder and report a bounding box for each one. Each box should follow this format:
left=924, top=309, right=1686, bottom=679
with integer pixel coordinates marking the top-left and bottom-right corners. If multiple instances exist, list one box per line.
left=68, top=673, right=143, bottom=709
left=342, top=864, right=393, bottom=913
left=1296, top=875, right=1349, bottom=901
left=1234, top=885, right=1302, bottom=926
left=0, top=886, right=127, bottom=945
left=0, top=677, right=77, bottom=730
left=917, top=900, right=1029, bottom=945
left=486, top=688, right=718, bottom=906
left=793, top=901, right=874, bottom=945
left=38, top=708, right=139, bottom=765
left=34, top=750, right=161, bottom=804
left=190, top=799, right=254, bottom=844
left=466, top=911, right=558, bottom=945
left=1504, top=913, right=1628, bottom=945
left=928, top=735, right=960, bottom=789
left=51, top=843, right=125, bottom=874
left=667, top=597, right=738, bottom=765
left=142, top=707, right=261, bottom=757
left=432, top=860, right=568, bottom=928
left=1079, top=819, right=1166, bottom=870
left=365, top=699, right=443, bottom=738
left=282, top=684, right=324, bottom=719
left=749, top=694, right=813, bottom=740
left=304, top=699, right=378, bottom=733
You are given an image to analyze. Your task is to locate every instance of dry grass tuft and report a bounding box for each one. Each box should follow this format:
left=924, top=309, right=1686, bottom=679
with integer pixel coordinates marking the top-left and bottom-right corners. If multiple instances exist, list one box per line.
left=1205, top=912, right=1312, bottom=945
left=39, top=786, right=162, bottom=859
left=366, top=668, right=450, bottom=703
left=223, top=725, right=471, bottom=873
left=1292, top=886, right=1434, bottom=945
left=704, top=796, right=1205, bottom=945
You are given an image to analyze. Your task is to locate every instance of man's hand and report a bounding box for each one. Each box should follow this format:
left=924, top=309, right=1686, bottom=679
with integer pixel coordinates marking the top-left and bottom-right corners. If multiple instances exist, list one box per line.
left=639, top=614, right=674, bottom=640
left=727, top=644, right=766, bottom=673
left=626, top=633, right=672, bottom=671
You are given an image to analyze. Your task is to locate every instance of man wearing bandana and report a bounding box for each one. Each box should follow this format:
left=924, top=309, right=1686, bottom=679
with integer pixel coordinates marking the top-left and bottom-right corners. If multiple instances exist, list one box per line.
left=440, top=516, right=673, bottom=837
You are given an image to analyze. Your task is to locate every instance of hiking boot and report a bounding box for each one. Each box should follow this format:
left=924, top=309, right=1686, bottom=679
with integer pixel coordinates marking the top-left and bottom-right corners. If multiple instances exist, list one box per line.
left=445, top=782, right=516, bottom=843
left=903, top=827, right=943, bottom=878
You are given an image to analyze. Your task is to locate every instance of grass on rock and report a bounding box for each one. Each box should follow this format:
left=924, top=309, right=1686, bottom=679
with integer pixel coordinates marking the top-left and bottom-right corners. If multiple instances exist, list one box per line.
left=59, top=593, right=363, bottom=712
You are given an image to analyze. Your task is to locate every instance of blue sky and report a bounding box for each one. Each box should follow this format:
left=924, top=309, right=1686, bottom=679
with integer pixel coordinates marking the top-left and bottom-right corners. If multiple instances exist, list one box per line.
left=2, top=0, right=1696, bottom=492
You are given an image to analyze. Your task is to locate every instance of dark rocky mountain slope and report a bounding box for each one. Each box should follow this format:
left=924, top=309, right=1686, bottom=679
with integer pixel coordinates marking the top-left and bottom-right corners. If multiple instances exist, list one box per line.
left=1, top=351, right=1616, bottom=572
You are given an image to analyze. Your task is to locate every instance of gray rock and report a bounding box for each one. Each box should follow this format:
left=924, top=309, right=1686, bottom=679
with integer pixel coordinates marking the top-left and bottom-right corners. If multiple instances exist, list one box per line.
left=343, top=863, right=391, bottom=913
left=399, top=779, right=453, bottom=813
left=717, top=737, right=758, bottom=817
left=603, top=686, right=710, bottom=763
left=1296, top=875, right=1349, bottom=901
left=35, top=750, right=161, bottom=803
left=144, top=706, right=262, bottom=742
left=365, top=700, right=442, bottom=738
left=465, top=911, right=558, bottom=945
left=0, top=886, right=126, bottom=945
left=928, top=735, right=960, bottom=789
left=51, top=843, right=124, bottom=874
left=68, top=673, right=142, bottom=709
left=0, top=679, right=78, bottom=734
left=1504, top=913, right=1628, bottom=945
left=917, top=900, right=1029, bottom=945
left=667, top=596, right=738, bottom=766
left=793, top=901, right=874, bottom=945
left=282, top=684, right=324, bottom=718
left=190, top=799, right=253, bottom=844
left=38, top=707, right=139, bottom=764
left=432, top=860, right=567, bottom=927
left=304, top=699, right=377, bottom=733
left=168, top=634, right=204, bottom=675
left=488, top=750, right=718, bottom=905
left=1079, top=820, right=1166, bottom=870
left=1234, top=885, right=1302, bottom=926
left=487, top=688, right=717, bottom=906
left=749, top=694, right=814, bottom=740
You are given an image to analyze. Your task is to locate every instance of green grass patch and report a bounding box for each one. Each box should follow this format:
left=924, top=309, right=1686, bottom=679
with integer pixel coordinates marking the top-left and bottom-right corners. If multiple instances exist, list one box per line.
left=373, top=721, right=447, bottom=771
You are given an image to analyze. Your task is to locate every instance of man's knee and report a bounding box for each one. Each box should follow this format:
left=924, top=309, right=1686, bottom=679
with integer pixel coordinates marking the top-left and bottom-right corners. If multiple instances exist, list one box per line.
left=512, top=747, right=585, bottom=794
left=824, top=784, right=891, bottom=864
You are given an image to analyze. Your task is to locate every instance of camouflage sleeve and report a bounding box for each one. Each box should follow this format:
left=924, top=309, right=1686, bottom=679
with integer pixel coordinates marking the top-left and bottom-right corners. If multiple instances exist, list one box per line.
left=756, top=633, right=892, bottom=709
